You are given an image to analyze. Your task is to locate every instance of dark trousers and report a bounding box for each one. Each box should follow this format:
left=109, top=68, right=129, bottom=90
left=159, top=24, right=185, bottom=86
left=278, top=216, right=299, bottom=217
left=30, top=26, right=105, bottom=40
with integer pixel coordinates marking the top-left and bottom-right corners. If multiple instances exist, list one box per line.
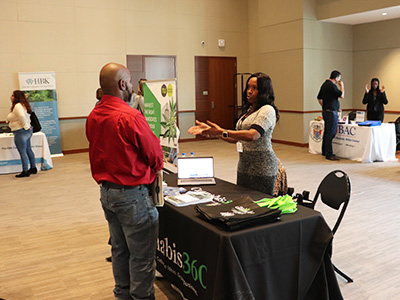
left=322, top=110, right=338, bottom=158
left=367, top=111, right=384, bottom=122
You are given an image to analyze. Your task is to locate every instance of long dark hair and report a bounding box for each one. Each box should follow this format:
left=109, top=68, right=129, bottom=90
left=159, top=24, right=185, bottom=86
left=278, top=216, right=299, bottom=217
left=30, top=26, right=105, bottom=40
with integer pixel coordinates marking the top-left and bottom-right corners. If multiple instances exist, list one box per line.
left=369, top=78, right=381, bottom=95
left=11, top=90, right=32, bottom=114
left=138, top=78, right=147, bottom=96
left=242, top=72, right=279, bottom=121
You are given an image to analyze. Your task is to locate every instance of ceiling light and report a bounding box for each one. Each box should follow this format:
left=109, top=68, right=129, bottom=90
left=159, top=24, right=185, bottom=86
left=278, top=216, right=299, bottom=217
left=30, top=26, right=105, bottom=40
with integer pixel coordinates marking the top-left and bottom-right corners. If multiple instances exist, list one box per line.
left=382, top=12, right=388, bottom=16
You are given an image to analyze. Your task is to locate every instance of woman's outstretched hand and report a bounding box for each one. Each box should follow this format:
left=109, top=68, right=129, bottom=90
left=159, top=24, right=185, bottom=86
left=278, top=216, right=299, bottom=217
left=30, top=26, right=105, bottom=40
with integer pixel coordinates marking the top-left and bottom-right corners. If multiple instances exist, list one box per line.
left=188, top=120, right=210, bottom=135
left=188, top=120, right=224, bottom=138
left=201, top=121, right=223, bottom=137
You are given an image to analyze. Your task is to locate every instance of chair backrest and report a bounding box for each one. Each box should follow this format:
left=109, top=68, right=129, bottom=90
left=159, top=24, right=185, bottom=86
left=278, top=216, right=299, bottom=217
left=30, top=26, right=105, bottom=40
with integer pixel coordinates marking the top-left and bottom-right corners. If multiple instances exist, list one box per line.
left=0, top=125, right=11, bottom=133
left=395, top=123, right=400, bottom=135
left=312, top=170, right=351, bottom=235
left=348, top=111, right=357, bottom=121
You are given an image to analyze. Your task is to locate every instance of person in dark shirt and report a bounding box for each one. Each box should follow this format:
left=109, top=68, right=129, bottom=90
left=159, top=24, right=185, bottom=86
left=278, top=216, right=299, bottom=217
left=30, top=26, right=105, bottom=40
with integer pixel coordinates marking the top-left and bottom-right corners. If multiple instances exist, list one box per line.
left=362, top=78, right=388, bottom=122
left=317, top=70, right=344, bottom=161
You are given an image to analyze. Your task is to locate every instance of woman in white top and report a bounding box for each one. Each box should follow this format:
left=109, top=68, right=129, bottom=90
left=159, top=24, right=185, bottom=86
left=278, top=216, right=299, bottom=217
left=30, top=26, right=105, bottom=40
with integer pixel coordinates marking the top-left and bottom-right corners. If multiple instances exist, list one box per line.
left=6, top=90, right=37, bottom=177
left=132, top=78, right=147, bottom=114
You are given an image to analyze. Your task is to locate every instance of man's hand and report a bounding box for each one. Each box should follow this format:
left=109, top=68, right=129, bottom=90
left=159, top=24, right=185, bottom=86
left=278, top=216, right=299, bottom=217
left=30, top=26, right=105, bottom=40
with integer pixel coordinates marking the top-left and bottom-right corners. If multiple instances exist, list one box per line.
left=338, top=80, right=344, bottom=98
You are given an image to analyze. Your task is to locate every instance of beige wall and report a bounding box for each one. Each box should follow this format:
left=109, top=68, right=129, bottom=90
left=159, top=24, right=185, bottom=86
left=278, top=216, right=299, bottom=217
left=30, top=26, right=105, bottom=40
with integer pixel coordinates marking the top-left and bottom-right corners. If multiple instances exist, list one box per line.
left=303, top=2, right=353, bottom=142
left=250, top=0, right=353, bottom=144
left=317, top=0, right=400, bottom=20
left=353, top=18, right=400, bottom=123
left=249, top=0, right=305, bottom=143
left=0, top=0, right=248, bottom=150
left=1, top=0, right=400, bottom=150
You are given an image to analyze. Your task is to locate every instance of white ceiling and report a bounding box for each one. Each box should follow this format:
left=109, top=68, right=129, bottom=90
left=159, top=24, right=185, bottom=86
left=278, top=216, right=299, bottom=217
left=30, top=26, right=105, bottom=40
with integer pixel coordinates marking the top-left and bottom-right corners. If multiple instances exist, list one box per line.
left=320, top=5, right=400, bottom=25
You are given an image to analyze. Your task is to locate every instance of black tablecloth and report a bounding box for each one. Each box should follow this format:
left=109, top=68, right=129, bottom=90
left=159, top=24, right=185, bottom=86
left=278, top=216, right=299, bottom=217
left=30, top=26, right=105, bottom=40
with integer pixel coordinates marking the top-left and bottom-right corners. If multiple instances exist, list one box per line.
left=156, top=174, right=343, bottom=300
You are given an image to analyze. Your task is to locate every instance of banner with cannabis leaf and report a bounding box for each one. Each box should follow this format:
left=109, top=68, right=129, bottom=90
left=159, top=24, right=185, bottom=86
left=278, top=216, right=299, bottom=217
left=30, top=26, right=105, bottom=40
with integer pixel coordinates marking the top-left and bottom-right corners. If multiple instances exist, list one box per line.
left=143, top=80, right=180, bottom=165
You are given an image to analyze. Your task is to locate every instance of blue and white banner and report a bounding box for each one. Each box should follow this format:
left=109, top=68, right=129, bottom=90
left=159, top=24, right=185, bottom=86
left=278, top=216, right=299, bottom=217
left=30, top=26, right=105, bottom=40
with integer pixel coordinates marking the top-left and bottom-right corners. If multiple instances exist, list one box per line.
left=18, top=71, right=62, bottom=155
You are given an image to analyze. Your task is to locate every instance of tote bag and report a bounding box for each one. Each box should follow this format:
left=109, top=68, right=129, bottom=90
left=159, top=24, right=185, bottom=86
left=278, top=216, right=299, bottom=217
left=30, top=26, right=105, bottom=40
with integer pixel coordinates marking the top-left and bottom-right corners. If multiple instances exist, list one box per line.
left=30, top=111, right=42, bottom=133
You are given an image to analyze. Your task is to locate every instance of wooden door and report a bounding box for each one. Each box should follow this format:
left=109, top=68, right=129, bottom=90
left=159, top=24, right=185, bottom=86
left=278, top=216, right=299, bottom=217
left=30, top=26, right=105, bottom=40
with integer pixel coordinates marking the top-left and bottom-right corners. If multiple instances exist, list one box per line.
left=195, top=56, right=237, bottom=130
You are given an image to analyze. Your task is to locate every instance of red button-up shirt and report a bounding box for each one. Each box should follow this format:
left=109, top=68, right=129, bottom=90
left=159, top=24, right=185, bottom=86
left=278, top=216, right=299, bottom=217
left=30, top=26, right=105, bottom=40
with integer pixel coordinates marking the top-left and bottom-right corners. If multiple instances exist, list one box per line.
left=86, top=95, right=163, bottom=186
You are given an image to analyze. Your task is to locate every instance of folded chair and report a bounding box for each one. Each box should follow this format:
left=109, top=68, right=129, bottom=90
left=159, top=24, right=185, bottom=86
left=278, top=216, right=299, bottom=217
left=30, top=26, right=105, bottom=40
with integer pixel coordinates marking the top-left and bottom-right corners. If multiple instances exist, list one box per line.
left=311, top=170, right=354, bottom=283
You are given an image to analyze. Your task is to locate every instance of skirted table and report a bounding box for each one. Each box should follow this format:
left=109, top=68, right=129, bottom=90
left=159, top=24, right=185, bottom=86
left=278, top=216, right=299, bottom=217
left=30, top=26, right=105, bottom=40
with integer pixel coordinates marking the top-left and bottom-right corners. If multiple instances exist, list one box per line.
left=0, top=132, right=53, bottom=174
left=309, top=121, right=396, bottom=163
left=156, top=173, right=343, bottom=300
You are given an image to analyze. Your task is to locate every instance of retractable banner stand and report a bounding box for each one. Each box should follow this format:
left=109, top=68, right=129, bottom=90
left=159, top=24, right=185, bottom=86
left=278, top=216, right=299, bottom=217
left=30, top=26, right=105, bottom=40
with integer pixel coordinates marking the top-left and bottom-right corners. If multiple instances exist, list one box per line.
left=18, top=72, right=62, bottom=155
left=143, top=80, right=179, bottom=166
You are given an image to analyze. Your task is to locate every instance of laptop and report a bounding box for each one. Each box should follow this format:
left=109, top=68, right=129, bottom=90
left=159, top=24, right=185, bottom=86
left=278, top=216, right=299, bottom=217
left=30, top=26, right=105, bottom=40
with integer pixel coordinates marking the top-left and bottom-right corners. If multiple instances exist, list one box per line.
left=177, top=157, right=216, bottom=186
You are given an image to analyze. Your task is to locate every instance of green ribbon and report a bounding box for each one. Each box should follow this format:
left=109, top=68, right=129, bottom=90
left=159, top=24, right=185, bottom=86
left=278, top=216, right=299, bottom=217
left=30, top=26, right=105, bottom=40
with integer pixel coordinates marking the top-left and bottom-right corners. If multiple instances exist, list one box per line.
left=255, top=194, right=297, bottom=214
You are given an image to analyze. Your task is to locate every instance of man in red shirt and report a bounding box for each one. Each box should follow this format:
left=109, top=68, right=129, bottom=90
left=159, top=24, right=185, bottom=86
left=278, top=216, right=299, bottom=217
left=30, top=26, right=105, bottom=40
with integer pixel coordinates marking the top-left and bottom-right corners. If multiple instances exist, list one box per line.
left=86, top=63, right=163, bottom=300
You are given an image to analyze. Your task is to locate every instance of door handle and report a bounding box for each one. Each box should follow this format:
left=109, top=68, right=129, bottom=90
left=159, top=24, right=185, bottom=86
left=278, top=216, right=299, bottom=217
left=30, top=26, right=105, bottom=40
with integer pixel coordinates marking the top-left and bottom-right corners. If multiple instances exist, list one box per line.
left=211, top=101, right=215, bottom=109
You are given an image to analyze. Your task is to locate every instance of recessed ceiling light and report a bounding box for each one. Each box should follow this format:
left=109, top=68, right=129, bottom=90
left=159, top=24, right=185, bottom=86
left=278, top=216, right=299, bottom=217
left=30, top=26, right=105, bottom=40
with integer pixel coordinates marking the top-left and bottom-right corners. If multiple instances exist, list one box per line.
left=382, top=12, right=388, bottom=16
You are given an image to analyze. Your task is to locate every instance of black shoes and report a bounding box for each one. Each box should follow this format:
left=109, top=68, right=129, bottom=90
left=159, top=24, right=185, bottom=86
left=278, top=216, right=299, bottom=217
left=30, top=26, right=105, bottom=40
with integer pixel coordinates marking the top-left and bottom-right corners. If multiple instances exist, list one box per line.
left=28, top=167, right=38, bottom=174
left=15, top=171, right=30, bottom=178
left=326, top=155, right=340, bottom=161
left=15, top=167, right=38, bottom=178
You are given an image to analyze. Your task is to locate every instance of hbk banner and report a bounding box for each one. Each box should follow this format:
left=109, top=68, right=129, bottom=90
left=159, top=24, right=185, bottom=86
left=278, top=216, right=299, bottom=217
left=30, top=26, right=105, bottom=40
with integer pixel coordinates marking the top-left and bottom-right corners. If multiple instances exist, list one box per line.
left=18, top=71, right=62, bottom=155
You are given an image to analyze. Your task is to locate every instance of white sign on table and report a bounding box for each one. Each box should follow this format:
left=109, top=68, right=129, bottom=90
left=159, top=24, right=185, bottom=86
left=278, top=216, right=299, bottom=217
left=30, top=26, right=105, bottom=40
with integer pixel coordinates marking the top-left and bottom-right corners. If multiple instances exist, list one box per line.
left=333, top=123, right=396, bottom=163
left=309, top=120, right=324, bottom=154
left=309, top=121, right=396, bottom=163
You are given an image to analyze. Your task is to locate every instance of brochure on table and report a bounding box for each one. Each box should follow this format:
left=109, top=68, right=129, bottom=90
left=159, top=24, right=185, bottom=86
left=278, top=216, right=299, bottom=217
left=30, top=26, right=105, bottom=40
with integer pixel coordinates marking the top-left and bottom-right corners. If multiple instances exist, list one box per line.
left=164, top=190, right=214, bottom=207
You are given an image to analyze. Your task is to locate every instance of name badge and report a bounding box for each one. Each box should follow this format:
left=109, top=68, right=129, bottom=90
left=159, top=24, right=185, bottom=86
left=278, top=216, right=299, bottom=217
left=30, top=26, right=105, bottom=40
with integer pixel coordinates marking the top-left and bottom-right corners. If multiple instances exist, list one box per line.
left=236, top=141, right=243, bottom=153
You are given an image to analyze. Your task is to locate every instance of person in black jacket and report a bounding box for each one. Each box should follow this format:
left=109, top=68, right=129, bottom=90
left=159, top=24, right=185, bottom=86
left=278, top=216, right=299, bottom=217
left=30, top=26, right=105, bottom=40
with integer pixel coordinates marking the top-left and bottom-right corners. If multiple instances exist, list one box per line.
left=317, top=70, right=344, bottom=161
left=362, top=78, right=388, bottom=122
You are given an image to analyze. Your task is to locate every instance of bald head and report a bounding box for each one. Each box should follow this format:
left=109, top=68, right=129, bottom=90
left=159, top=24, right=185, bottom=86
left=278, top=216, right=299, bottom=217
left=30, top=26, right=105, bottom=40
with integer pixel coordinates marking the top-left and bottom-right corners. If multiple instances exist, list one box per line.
left=99, top=63, right=133, bottom=102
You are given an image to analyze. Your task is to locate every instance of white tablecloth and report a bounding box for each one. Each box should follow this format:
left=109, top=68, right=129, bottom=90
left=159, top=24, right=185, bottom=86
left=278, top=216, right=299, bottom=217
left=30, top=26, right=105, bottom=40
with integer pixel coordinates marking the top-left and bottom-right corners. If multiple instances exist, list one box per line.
left=0, top=132, right=53, bottom=174
left=309, top=122, right=397, bottom=163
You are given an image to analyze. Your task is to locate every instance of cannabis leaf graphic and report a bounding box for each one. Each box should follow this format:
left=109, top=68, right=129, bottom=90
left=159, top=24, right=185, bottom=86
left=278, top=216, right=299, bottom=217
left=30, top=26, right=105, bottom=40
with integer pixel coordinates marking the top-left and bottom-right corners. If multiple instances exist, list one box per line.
left=160, top=97, right=177, bottom=143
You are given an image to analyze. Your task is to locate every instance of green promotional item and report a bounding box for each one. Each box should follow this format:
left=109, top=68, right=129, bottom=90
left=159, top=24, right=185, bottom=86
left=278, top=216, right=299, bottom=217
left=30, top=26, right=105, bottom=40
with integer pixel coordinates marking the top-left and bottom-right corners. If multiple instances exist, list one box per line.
left=255, top=194, right=297, bottom=214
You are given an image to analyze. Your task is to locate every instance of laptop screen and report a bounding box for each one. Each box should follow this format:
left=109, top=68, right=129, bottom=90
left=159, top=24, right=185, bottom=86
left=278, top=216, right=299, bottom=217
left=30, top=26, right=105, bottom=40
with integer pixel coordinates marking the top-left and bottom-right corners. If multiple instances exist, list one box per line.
left=177, top=157, right=214, bottom=179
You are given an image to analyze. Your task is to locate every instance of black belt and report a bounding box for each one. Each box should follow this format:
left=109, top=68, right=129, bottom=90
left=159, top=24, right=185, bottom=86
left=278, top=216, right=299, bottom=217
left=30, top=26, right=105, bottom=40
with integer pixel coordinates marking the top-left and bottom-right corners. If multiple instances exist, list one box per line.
left=102, top=181, right=139, bottom=190
left=324, top=109, right=337, bottom=112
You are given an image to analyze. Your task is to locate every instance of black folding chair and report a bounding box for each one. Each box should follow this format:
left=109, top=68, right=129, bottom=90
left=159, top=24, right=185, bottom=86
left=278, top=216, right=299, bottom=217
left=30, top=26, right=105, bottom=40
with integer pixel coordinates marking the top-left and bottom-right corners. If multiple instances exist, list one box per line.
left=389, top=117, right=400, bottom=151
left=311, top=170, right=354, bottom=283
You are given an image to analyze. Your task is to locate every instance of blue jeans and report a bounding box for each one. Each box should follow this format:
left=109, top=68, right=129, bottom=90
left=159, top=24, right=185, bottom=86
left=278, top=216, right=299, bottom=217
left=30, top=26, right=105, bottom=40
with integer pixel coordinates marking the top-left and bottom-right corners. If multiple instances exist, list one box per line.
left=322, top=110, right=338, bottom=158
left=13, top=128, right=36, bottom=171
left=100, top=185, right=158, bottom=300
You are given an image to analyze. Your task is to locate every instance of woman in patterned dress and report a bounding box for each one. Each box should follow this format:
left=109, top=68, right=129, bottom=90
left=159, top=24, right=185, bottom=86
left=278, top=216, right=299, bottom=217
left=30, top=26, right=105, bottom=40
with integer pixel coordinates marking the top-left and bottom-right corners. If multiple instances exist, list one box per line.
left=188, top=72, right=279, bottom=195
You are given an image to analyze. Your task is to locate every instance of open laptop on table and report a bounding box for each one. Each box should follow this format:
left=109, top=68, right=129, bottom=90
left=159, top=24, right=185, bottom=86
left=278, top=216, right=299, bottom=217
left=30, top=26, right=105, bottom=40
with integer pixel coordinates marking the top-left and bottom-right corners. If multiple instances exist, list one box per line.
left=177, top=156, right=216, bottom=186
